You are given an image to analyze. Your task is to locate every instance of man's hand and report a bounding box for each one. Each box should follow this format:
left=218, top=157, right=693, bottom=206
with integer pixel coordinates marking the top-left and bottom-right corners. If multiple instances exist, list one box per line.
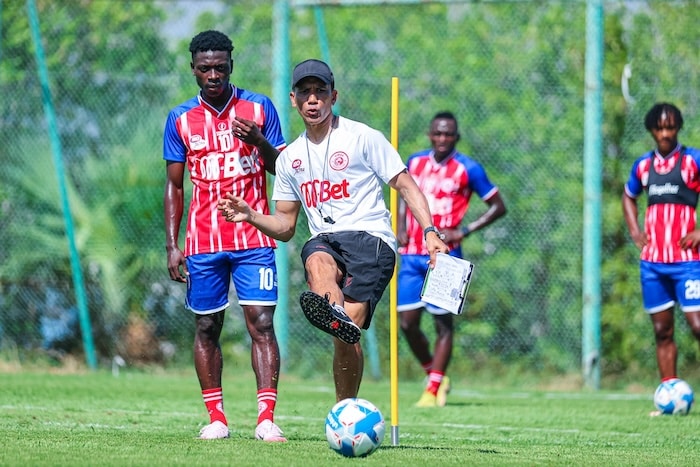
left=680, top=230, right=700, bottom=250
left=425, top=232, right=449, bottom=267
left=631, top=230, right=648, bottom=250
left=232, top=116, right=263, bottom=146
left=166, top=246, right=187, bottom=283
left=217, top=193, right=253, bottom=223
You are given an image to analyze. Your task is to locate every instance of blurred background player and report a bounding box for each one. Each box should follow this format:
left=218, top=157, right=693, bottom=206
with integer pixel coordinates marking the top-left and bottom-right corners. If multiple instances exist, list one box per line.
left=218, top=59, right=448, bottom=403
left=397, top=111, right=507, bottom=407
left=163, top=30, right=287, bottom=440
left=622, top=102, right=700, bottom=413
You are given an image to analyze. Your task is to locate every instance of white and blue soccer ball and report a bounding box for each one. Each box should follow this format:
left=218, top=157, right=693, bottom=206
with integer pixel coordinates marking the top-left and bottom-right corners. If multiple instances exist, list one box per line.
left=325, top=397, right=385, bottom=457
left=653, top=378, right=694, bottom=415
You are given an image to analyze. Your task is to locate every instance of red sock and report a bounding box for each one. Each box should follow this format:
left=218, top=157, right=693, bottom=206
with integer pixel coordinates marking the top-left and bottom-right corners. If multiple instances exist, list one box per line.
left=202, top=387, right=227, bottom=425
left=257, top=388, right=278, bottom=424
left=426, top=371, right=444, bottom=396
left=661, top=376, right=678, bottom=382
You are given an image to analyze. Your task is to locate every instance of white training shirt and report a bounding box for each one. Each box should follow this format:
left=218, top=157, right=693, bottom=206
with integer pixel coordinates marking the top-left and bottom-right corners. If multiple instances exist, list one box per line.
left=273, top=115, right=407, bottom=252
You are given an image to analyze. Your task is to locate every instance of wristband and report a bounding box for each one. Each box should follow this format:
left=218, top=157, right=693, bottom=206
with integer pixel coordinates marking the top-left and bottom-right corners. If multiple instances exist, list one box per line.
left=423, top=226, right=445, bottom=240
left=461, top=226, right=471, bottom=238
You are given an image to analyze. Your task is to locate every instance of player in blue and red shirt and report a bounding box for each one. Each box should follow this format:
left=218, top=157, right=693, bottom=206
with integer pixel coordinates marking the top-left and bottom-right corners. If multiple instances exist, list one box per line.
left=163, top=30, right=286, bottom=441
left=398, top=111, right=506, bottom=407
left=623, top=103, right=700, bottom=405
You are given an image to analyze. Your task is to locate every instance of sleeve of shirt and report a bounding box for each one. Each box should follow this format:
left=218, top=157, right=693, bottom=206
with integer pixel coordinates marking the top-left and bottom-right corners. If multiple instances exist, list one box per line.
left=261, top=97, right=287, bottom=151
left=685, top=147, right=700, bottom=192
left=271, top=151, right=299, bottom=201
left=163, top=109, right=186, bottom=163
left=624, top=155, right=648, bottom=198
left=466, top=161, right=499, bottom=200
left=363, top=126, right=407, bottom=183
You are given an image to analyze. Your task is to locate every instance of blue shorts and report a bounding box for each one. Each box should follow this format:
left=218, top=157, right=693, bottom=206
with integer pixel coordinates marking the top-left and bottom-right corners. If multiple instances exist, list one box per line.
left=397, top=248, right=463, bottom=315
left=185, top=248, right=277, bottom=315
left=640, top=260, right=700, bottom=314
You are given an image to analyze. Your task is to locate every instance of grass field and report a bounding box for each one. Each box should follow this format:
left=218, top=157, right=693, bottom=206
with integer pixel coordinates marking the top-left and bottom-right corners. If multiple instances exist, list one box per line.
left=2, top=368, right=699, bottom=466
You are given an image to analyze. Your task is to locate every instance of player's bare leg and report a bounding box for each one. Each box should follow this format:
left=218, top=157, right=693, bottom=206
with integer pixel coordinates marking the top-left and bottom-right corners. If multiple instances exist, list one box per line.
left=333, top=339, right=364, bottom=401
left=432, top=314, right=454, bottom=372
left=331, top=300, right=368, bottom=400
left=305, top=252, right=345, bottom=305
left=303, top=253, right=368, bottom=400
left=243, top=304, right=286, bottom=441
left=649, top=308, right=676, bottom=416
left=400, top=309, right=432, bottom=366
left=401, top=309, right=453, bottom=407
left=243, top=305, right=281, bottom=390
left=685, top=310, right=700, bottom=347
left=651, top=308, right=677, bottom=380
left=194, top=312, right=225, bottom=391
left=432, top=314, right=453, bottom=406
left=194, top=312, right=229, bottom=438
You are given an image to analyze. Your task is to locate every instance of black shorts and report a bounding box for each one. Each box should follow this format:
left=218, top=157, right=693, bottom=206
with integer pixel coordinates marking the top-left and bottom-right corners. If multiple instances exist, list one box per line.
left=301, top=231, right=396, bottom=329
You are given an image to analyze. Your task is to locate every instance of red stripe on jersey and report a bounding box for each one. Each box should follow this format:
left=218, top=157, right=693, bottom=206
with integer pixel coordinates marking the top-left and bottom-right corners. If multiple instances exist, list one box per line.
left=403, top=155, right=470, bottom=255
left=643, top=204, right=699, bottom=262
left=176, top=97, right=276, bottom=256
left=639, top=153, right=700, bottom=262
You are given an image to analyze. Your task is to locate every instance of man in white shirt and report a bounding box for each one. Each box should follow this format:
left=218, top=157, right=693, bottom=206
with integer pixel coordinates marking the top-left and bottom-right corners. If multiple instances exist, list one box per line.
left=218, top=59, right=448, bottom=402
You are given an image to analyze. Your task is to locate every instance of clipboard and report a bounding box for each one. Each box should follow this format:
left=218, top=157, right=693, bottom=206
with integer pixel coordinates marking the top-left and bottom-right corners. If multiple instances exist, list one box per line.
left=420, top=253, right=474, bottom=315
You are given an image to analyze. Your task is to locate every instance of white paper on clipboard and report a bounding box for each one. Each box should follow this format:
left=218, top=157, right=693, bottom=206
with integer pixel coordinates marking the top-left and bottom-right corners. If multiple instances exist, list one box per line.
left=420, top=253, right=474, bottom=315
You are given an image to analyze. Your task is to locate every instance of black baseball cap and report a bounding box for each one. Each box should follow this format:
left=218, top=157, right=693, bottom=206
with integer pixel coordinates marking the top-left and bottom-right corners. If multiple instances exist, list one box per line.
left=292, top=59, right=334, bottom=88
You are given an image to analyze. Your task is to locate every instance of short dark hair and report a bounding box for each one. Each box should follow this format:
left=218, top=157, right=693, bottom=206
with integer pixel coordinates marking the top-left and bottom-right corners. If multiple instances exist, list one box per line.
left=431, top=111, right=458, bottom=132
left=189, top=30, right=233, bottom=59
left=433, top=111, right=457, bottom=122
left=644, top=102, right=683, bottom=131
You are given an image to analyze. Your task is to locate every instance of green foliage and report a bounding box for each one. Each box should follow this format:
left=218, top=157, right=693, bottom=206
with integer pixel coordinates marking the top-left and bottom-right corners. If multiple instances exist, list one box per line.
left=3, top=0, right=700, bottom=383
left=1, top=118, right=170, bottom=354
left=0, top=0, right=174, bottom=163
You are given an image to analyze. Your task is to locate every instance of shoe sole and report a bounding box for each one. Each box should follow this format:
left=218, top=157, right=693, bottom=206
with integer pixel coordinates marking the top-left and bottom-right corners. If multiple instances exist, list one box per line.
left=300, top=291, right=361, bottom=344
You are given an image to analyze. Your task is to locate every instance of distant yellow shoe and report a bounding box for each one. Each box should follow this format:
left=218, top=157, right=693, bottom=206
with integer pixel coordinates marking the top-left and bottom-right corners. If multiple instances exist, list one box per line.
left=436, top=376, right=451, bottom=407
left=415, top=390, right=437, bottom=407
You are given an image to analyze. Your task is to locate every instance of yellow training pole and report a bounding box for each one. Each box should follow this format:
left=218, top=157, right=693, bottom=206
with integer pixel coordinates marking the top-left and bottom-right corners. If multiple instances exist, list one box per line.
left=389, top=76, right=400, bottom=446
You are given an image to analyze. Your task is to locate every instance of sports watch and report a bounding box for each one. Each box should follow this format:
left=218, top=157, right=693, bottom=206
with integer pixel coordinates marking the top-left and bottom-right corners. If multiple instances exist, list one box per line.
left=423, top=226, right=445, bottom=241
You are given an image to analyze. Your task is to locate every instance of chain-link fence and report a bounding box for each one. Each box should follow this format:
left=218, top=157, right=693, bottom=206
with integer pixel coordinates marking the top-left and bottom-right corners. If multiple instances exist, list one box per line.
left=2, top=0, right=700, bottom=384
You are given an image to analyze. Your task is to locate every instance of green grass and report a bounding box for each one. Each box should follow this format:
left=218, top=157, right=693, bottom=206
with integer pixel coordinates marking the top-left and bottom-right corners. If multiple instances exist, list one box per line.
left=1, top=369, right=699, bottom=466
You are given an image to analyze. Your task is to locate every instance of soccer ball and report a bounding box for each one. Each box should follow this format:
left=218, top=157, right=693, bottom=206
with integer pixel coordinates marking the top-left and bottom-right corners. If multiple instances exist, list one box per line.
left=325, top=397, right=385, bottom=457
left=653, top=378, right=694, bottom=415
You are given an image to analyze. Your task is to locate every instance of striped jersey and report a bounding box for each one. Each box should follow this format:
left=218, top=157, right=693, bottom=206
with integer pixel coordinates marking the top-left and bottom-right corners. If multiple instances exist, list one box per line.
left=399, top=149, right=499, bottom=255
left=163, top=85, right=286, bottom=256
left=624, top=145, right=700, bottom=263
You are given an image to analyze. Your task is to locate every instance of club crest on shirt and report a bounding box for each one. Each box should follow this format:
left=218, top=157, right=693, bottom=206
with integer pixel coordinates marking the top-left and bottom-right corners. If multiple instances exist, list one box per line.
left=329, top=151, right=349, bottom=171
left=292, top=158, right=305, bottom=175
left=190, top=134, right=207, bottom=151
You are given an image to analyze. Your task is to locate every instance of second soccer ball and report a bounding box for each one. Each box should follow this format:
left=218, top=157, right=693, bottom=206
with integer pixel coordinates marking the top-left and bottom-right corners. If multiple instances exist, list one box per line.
left=653, top=378, right=694, bottom=415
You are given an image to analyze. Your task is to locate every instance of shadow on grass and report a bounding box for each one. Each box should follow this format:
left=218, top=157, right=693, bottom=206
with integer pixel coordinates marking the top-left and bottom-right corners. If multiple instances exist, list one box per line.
left=380, top=445, right=502, bottom=454
left=442, top=401, right=484, bottom=407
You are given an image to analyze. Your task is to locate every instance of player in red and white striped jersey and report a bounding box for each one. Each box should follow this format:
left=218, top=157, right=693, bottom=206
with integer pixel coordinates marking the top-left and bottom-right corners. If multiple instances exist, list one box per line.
left=163, top=30, right=286, bottom=441
left=623, top=102, right=700, bottom=398
left=397, top=111, right=506, bottom=407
